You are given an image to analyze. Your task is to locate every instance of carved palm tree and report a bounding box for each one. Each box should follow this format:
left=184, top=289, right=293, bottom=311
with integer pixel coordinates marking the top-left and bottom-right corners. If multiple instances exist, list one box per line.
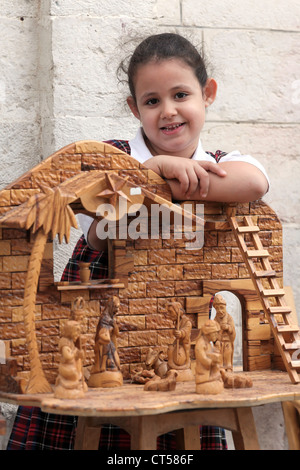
left=22, top=186, right=78, bottom=393
left=2, top=170, right=142, bottom=393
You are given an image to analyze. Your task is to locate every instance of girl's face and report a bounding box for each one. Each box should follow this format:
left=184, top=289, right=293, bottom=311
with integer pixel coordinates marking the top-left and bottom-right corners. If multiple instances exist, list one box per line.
left=127, top=58, right=217, bottom=159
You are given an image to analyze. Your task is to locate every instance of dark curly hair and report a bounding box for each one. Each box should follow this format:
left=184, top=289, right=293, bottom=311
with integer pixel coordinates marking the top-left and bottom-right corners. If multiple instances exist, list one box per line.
left=119, top=33, right=208, bottom=103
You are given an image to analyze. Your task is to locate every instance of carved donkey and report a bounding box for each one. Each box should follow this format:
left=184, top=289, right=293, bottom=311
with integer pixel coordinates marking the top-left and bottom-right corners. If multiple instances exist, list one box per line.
left=144, top=369, right=178, bottom=392
left=145, top=348, right=168, bottom=379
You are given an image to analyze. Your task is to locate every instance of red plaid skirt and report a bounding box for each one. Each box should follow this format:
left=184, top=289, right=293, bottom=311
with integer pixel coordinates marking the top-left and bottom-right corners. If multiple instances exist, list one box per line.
left=7, top=405, right=227, bottom=450
left=60, top=234, right=109, bottom=282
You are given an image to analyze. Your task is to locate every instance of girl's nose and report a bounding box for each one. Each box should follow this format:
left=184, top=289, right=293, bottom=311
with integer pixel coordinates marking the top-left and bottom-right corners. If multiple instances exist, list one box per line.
left=160, top=101, right=177, bottom=119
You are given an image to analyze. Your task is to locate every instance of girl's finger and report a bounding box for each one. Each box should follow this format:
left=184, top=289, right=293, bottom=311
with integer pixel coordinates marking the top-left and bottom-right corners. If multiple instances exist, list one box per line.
left=185, top=168, right=199, bottom=197
left=198, top=161, right=227, bottom=177
left=194, top=165, right=210, bottom=198
left=177, top=170, right=190, bottom=194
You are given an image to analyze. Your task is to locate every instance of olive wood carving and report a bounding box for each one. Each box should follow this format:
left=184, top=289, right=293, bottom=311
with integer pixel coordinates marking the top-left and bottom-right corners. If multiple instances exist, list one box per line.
left=88, top=296, right=123, bottom=388
left=54, top=320, right=87, bottom=399
left=166, top=301, right=194, bottom=382
left=195, top=319, right=224, bottom=395
left=213, top=294, right=236, bottom=372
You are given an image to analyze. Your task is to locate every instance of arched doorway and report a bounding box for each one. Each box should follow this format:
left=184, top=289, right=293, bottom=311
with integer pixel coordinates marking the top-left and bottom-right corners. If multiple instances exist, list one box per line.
left=200, top=278, right=265, bottom=372
left=210, top=290, right=243, bottom=370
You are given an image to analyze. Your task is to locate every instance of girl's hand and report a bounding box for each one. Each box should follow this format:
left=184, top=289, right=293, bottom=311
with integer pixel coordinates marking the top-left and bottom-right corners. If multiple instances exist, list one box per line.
left=145, top=156, right=268, bottom=202
left=145, top=155, right=227, bottom=198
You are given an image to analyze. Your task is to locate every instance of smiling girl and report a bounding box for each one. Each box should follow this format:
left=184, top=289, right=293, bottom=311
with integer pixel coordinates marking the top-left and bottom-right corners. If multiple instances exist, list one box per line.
left=7, top=32, right=269, bottom=452
left=88, top=32, right=269, bottom=250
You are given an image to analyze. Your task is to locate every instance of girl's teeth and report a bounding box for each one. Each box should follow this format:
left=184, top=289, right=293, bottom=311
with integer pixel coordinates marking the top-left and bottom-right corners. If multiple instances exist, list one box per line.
left=164, top=124, right=182, bottom=130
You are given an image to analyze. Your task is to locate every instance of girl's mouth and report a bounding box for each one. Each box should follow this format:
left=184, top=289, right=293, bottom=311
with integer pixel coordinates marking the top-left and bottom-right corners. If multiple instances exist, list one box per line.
left=160, top=123, right=185, bottom=135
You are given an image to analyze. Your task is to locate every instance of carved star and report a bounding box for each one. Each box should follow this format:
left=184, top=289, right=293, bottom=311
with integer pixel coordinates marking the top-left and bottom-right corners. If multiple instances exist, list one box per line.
left=97, top=173, right=132, bottom=207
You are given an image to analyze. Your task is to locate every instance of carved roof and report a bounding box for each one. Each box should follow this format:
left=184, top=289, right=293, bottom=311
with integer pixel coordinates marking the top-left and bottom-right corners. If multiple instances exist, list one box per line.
left=0, top=141, right=203, bottom=242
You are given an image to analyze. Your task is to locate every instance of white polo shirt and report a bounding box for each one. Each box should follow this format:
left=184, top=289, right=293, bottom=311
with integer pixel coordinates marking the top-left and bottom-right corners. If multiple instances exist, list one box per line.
left=129, top=127, right=269, bottom=184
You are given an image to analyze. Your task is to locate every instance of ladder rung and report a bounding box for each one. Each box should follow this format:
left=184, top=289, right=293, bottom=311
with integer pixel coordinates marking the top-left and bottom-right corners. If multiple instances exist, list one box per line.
left=277, top=325, right=300, bottom=333
left=237, top=225, right=260, bottom=233
left=254, top=270, right=277, bottom=278
left=246, top=249, right=269, bottom=258
left=262, top=289, right=285, bottom=297
left=283, top=342, right=300, bottom=350
left=269, top=306, right=292, bottom=314
left=291, top=361, right=300, bottom=368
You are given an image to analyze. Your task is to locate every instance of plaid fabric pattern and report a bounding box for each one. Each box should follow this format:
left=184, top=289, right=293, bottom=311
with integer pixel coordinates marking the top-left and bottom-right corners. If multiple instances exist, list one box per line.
left=206, top=150, right=228, bottom=163
left=97, top=424, right=227, bottom=450
left=105, top=139, right=131, bottom=155
left=7, top=139, right=227, bottom=451
left=60, top=235, right=108, bottom=282
left=98, top=424, right=178, bottom=451
left=8, top=407, right=226, bottom=450
left=7, top=407, right=77, bottom=450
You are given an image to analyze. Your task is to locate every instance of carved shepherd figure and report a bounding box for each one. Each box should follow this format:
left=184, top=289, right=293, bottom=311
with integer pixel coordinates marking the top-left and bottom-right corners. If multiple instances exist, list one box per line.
left=54, top=320, right=87, bottom=399
left=165, top=300, right=194, bottom=381
left=88, top=296, right=123, bottom=388
left=213, top=294, right=236, bottom=372
left=195, top=319, right=224, bottom=395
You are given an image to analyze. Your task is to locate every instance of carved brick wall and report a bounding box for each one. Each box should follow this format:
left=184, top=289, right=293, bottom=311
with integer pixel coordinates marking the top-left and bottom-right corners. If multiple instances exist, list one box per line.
left=0, top=201, right=283, bottom=384
left=0, top=143, right=284, bottom=385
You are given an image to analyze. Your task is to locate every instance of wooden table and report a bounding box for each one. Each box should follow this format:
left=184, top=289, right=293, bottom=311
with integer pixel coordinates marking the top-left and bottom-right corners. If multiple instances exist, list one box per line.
left=1, top=370, right=300, bottom=450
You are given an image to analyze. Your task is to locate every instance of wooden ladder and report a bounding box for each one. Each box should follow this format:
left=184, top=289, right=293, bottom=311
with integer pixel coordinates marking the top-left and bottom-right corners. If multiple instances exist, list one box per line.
left=227, top=208, right=300, bottom=384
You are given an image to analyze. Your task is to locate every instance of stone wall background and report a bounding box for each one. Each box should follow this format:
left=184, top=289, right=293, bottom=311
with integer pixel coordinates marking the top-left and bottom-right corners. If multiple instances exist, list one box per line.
left=0, top=0, right=299, bottom=450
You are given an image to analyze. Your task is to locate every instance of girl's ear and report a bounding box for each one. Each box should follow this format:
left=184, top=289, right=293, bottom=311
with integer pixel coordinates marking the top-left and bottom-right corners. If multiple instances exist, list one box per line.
left=127, top=96, right=140, bottom=119
left=203, top=78, right=217, bottom=107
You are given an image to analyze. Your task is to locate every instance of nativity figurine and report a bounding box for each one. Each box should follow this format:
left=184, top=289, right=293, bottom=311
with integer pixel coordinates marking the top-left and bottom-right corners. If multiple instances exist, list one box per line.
left=213, top=294, right=236, bottom=372
left=165, top=300, right=193, bottom=381
left=70, top=297, right=88, bottom=382
left=195, top=319, right=224, bottom=394
left=54, top=320, right=87, bottom=399
left=88, top=295, right=123, bottom=388
left=145, top=348, right=168, bottom=379
left=144, top=370, right=178, bottom=392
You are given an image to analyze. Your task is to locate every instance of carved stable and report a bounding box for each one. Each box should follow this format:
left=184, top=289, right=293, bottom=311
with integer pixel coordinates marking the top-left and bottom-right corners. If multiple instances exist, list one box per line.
left=0, top=140, right=299, bottom=449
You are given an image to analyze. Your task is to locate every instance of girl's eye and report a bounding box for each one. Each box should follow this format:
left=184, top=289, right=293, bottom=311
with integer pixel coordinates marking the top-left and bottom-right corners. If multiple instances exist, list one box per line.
left=145, top=98, right=159, bottom=106
left=175, top=92, right=188, bottom=99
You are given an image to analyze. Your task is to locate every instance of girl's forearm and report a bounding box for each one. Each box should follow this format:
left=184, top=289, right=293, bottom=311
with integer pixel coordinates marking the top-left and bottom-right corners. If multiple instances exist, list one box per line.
left=167, top=162, right=269, bottom=203
left=86, top=161, right=268, bottom=248
left=143, top=155, right=163, bottom=176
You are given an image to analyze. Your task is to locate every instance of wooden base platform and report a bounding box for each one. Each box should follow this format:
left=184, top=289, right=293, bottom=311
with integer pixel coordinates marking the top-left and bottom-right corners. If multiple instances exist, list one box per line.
left=1, top=370, right=300, bottom=450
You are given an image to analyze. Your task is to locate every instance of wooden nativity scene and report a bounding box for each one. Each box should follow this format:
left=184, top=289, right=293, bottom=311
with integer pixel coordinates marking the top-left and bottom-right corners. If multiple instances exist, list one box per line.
left=0, top=140, right=300, bottom=449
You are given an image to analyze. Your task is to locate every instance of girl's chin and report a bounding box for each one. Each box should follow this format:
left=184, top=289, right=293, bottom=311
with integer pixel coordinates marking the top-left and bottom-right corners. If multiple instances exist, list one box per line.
left=155, top=140, right=193, bottom=156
